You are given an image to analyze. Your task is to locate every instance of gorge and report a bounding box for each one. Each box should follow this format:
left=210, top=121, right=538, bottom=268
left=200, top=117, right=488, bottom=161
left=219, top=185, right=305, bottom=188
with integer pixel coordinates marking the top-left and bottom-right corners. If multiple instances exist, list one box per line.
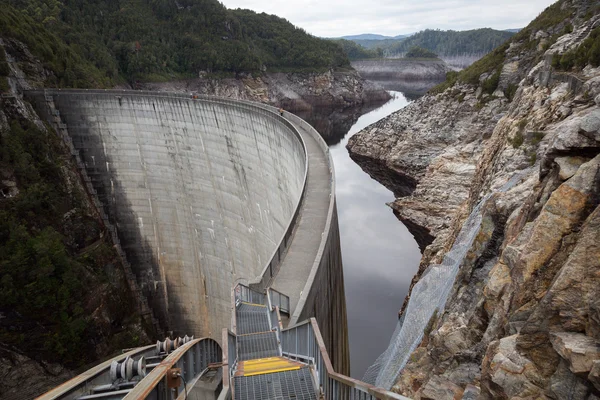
left=348, top=0, right=600, bottom=397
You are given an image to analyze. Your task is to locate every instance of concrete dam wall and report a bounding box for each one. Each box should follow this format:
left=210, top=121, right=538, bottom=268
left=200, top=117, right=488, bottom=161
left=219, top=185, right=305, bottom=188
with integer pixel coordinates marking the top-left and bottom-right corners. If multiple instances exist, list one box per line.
left=26, top=90, right=348, bottom=372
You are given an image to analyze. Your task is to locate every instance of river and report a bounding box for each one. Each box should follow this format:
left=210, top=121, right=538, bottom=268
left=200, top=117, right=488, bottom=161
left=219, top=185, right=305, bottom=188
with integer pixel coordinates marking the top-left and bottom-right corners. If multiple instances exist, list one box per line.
left=297, top=90, right=423, bottom=378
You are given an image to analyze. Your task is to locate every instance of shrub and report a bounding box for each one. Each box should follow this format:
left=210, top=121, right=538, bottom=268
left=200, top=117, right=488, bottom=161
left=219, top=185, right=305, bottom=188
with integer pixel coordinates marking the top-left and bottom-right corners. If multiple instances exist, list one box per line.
left=505, top=83, right=518, bottom=101
left=531, top=131, right=545, bottom=145
left=510, top=131, right=524, bottom=148
left=554, top=26, right=600, bottom=71
left=482, top=70, right=501, bottom=95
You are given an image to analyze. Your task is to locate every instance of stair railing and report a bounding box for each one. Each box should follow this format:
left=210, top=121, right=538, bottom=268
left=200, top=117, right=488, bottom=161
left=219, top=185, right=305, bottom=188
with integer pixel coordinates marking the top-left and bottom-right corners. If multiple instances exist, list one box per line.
left=281, top=319, right=411, bottom=400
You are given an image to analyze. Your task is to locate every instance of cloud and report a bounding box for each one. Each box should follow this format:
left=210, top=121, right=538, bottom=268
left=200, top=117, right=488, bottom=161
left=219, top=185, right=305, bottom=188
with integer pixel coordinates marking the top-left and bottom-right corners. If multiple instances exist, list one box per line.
left=220, top=0, right=558, bottom=37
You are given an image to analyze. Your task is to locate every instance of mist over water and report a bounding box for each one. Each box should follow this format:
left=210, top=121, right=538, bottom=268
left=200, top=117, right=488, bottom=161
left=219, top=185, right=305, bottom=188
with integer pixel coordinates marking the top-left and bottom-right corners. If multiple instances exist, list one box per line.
left=297, top=90, right=423, bottom=378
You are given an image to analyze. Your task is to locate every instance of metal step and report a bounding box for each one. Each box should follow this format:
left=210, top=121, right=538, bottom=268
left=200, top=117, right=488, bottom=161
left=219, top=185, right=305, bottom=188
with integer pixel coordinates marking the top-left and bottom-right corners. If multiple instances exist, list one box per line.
left=237, top=332, right=279, bottom=361
left=237, top=303, right=271, bottom=335
left=234, top=367, right=317, bottom=400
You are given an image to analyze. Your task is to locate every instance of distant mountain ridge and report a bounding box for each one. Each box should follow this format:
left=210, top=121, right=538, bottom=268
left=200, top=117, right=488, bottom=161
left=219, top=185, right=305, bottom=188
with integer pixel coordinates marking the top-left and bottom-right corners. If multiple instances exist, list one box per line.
left=338, top=33, right=413, bottom=40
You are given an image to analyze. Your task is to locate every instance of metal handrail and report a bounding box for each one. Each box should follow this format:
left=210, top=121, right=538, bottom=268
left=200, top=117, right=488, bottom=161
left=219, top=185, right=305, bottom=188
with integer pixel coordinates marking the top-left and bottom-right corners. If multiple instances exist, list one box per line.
left=281, top=319, right=411, bottom=400
left=218, top=328, right=236, bottom=400
left=234, top=283, right=266, bottom=306
left=267, top=287, right=291, bottom=315
left=35, top=345, right=155, bottom=400
left=124, top=338, right=221, bottom=399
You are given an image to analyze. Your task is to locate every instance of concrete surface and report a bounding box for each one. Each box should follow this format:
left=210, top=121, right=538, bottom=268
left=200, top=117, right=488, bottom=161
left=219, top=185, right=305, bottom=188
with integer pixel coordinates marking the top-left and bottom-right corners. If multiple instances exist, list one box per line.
left=26, top=90, right=348, bottom=373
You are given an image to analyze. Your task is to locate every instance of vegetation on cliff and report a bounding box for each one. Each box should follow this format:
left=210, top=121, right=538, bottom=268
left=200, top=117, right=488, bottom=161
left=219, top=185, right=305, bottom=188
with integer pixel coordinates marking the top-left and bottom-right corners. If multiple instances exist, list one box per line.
left=0, top=116, right=145, bottom=369
left=552, top=25, right=600, bottom=70
left=430, top=0, right=579, bottom=95
left=1, top=0, right=350, bottom=87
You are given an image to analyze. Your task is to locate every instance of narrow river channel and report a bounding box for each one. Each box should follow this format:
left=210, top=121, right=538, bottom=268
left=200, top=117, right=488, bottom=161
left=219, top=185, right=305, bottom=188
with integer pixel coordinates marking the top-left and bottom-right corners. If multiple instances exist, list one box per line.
left=298, top=91, right=422, bottom=378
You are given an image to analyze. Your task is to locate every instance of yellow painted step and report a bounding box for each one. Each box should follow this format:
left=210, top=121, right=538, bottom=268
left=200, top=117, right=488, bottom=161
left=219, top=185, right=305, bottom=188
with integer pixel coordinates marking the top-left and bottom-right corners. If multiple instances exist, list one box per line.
left=240, top=301, right=266, bottom=307
left=236, top=357, right=303, bottom=377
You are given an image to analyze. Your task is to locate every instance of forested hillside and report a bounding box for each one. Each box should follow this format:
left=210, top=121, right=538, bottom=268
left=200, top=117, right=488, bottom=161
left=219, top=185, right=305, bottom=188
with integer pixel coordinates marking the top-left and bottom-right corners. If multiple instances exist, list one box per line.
left=333, top=39, right=384, bottom=60
left=0, top=0, right=350, bottom=87
left=385, top=28, right=515, bottom=57
left=342, top=28, right=515, bottom=58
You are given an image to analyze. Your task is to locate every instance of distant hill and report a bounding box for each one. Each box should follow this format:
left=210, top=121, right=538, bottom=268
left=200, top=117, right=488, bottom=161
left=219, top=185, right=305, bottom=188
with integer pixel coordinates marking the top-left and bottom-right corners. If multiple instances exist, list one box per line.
left=504, top=28, right=522, bottom=33
left=340, top=34, right=392, bottom=40
left=340, top=29, right=516, bottom=57
left=0, top=0, right=350, bottom=87
left=382, top=28, right=516, bottom=57
left=338, top=33, right=413, bottom=41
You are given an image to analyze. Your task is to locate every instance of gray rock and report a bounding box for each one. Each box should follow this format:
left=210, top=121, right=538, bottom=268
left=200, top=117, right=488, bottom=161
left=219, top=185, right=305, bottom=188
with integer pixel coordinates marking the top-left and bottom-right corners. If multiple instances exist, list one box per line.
left=588, top=360, right=600, bottom=391
left=421, top=375, right=464, bottom=400
left=549, top=360, right=590, bottom=400
left=550, top=331, right=600, bottom=375
left=555, top=156, right=589, bottom=180
left=461, top=384, right=480, bottom=400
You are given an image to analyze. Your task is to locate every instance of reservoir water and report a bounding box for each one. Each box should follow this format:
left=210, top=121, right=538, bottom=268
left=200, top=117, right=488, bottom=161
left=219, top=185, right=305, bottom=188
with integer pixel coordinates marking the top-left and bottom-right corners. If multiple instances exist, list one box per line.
left=297, top=91, right=422, bottom=378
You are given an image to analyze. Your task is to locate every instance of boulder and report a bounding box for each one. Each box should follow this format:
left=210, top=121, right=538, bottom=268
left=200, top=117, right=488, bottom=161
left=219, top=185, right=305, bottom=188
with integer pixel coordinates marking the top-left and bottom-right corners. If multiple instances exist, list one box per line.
left=589, top=360, right=600, bottom=391
left=421, top=375, right=464, bottom=400
left=550, top=332, right=600, bottom=374
left=554, top=156, right=589, bottom=180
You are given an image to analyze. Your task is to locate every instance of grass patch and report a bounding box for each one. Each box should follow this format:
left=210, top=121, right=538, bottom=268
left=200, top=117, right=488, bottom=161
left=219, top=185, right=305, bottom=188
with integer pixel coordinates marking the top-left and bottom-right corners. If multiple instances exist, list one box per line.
left=531, top=131, right=545, bottom=145
left=509, top=130, right=525, bottom=148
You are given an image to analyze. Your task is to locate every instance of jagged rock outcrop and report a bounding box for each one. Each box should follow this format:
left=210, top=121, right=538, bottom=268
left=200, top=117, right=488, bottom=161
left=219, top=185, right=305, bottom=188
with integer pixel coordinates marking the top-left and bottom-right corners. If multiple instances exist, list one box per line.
left=137, top=69, right=390, bottom=110
left=348, top=1, right=600, bottom=398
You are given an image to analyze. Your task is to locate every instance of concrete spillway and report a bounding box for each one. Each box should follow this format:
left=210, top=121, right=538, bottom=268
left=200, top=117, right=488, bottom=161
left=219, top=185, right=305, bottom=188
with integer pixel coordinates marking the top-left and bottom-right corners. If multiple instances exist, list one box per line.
left=27, top=90, right=348, bottom=372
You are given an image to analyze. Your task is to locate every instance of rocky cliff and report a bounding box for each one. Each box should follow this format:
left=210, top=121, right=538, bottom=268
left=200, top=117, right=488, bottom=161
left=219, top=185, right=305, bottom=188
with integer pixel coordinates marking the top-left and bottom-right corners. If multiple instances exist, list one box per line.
left=137, top=69, right=390, bottom=111
left=348, top=0, right=600, bottom=398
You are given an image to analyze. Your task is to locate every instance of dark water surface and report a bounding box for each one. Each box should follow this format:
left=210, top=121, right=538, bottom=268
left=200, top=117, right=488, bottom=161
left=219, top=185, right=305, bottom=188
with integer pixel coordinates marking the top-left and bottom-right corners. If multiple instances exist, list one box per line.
left=297, top=91, right=422, bottom=378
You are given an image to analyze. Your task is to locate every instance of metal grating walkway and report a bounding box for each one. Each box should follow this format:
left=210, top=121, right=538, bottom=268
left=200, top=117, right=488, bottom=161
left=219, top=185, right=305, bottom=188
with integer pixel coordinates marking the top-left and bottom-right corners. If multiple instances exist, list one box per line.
left=237, top=332, right=279, bottom=361
left=237, top=303, right=271, bottom=335
left=234, top=367, right=317, bottom=400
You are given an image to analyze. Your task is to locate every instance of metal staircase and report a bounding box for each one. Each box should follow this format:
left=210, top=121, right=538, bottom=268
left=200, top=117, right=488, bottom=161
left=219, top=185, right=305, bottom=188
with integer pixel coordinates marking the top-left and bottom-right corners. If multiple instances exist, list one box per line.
left=36, top=283, right=410, bottom=400
left=229, top=286, right=318, bottom=400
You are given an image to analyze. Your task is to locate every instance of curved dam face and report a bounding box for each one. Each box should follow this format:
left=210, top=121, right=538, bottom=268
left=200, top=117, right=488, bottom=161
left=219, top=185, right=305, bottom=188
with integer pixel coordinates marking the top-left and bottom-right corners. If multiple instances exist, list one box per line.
left=29, top=91, right=308, bottom=339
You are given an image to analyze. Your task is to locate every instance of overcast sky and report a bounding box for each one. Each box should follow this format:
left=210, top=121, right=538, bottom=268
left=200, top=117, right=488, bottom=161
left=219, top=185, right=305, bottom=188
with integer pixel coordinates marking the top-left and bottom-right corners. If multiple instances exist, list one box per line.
left=219, top=0, right=558, bottom=37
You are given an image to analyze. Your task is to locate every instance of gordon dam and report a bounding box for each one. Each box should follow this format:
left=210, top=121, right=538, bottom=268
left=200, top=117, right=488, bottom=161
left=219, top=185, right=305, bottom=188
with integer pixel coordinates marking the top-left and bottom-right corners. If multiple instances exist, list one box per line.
left=25, top=90, right=407, bottom=400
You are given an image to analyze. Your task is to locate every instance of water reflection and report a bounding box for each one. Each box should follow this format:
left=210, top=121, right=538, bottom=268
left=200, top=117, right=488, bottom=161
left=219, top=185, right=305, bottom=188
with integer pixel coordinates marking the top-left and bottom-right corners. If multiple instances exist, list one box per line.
left=295, top=101, right=387, bottom=146
left=372, top=80, right=442, bottom=100
left=296, top=90, right=422, bottom=378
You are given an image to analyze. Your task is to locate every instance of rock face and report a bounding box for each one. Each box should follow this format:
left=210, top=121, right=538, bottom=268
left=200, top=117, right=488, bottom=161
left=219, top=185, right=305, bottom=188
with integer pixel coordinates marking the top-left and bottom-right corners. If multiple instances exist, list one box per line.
left=137, top=69, right=390, bottom=111
left=348, top=1, right=600, bottom=398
